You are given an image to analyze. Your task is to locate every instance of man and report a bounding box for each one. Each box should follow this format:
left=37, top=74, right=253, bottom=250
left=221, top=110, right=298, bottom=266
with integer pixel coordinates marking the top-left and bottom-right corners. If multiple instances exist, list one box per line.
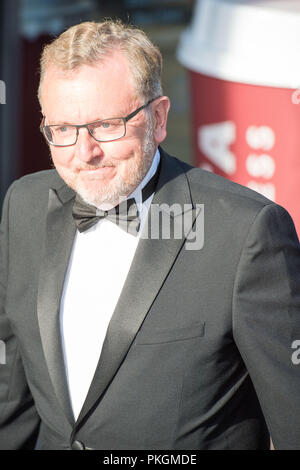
left=0, top=20, right=300, bottom=451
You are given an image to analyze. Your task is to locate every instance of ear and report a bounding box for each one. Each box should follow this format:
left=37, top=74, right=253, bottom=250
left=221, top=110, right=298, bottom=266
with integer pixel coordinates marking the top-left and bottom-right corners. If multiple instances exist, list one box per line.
left=151, top=96, right=170, bottom=145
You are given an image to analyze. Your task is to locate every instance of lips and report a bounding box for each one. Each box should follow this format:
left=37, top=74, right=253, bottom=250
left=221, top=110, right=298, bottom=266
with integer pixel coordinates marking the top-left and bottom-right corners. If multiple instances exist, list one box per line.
left=77, top=164, right=114, bottom=171
left=78, top=166, right=115, bottom=178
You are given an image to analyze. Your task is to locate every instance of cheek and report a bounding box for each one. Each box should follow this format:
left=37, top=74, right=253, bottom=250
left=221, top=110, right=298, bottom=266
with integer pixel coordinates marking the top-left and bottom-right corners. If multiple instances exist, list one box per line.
left=51, top=148, right=74, bottom=168
left=103, top=140, right=140, bottom=164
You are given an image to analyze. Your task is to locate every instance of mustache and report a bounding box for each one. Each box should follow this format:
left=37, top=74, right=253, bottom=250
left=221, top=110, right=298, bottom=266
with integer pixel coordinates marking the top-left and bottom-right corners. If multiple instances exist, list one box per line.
left=75, top=161, right=115, bottom=171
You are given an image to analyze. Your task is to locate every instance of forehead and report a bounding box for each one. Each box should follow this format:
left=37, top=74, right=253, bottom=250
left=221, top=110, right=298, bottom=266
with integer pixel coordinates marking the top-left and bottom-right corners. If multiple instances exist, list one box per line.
left=40, top=52, right=139, bottom=121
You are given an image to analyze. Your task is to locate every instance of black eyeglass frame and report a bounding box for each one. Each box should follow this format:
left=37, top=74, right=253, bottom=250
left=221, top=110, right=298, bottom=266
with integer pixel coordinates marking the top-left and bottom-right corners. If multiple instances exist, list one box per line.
left=40, top=96, right=160, bottom=147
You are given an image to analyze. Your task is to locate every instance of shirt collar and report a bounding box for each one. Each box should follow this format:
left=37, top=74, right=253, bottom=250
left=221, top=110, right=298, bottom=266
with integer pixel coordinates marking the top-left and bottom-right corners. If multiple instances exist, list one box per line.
left=128, top=147, right=160, bottom=208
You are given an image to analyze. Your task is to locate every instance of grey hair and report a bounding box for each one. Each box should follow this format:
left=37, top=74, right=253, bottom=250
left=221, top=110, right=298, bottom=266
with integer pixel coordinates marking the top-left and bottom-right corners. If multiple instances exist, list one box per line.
left=38, top=19, right=163, bottom=103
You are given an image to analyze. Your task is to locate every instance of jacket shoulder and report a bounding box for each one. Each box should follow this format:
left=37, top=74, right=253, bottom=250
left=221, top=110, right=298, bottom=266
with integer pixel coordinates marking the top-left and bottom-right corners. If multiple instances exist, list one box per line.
left=2, top=170, right=65, bottom=216
left=11, top=169, right=63, bottom=193
left=174, top=157, right=273, bottom=212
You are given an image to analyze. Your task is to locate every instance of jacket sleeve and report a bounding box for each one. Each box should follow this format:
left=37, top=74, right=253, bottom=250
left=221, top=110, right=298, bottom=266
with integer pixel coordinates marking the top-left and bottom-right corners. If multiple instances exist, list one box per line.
left=232, top=202, right=300, bottom=450
left=0, top=184, right=40, bottom=449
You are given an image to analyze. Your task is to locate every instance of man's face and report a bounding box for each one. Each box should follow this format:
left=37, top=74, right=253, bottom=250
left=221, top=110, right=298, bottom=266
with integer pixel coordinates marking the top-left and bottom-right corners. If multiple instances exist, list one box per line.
left=40, top=52, right=168, bottom=208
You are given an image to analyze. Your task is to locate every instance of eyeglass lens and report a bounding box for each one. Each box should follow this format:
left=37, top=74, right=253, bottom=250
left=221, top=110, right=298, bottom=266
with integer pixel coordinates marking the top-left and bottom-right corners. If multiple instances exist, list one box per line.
left=44, top=118, right=126, bottom=145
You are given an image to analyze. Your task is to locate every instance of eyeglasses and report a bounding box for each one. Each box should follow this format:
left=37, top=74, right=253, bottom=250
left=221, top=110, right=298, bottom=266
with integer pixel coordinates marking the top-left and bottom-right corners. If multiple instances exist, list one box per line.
left=40, top=97, right=159, bottom=147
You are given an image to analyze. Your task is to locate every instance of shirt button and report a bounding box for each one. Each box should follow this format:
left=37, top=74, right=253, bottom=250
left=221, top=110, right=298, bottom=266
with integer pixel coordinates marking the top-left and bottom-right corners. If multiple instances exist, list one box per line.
left=71, top=440, right=85, bottom=450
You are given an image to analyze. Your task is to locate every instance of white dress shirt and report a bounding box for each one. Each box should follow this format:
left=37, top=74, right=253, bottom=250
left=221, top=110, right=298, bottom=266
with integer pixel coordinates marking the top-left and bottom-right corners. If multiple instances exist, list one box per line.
left=60, top=149, right=160, bottom=420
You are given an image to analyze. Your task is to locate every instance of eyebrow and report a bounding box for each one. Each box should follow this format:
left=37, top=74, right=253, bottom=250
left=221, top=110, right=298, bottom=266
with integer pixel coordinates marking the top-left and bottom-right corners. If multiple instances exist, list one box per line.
left=43, top=118, right=72, bottom=126
left=50, top=121, right=72, bottom=125
left=46, top=117, right=106, bottom=126
left=45, top=107, right=136, bottom=126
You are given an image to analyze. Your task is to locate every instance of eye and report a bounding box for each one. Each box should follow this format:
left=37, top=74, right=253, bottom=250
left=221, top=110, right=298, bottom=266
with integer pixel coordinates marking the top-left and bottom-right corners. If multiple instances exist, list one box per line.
left=89, top=121, right=111, bottom=133
left=58, top=126, right=69, bottom=133
left=100, top=121, right=111, bottom=128
left=53, top=125, right=74, bottom=137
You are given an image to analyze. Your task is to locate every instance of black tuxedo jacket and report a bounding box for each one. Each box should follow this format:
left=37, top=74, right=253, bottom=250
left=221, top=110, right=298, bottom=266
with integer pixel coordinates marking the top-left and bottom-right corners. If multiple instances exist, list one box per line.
left=0, top=148, right=300, bottom=450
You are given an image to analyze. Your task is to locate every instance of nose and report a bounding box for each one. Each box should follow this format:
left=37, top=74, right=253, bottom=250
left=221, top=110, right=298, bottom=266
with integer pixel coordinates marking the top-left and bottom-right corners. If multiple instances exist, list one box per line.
left=74, top=127, right=103, bottom=163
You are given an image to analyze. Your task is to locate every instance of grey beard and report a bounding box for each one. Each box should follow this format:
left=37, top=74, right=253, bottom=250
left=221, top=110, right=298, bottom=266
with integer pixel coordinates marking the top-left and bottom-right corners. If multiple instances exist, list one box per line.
left=78, top=118, right=156, bottom=208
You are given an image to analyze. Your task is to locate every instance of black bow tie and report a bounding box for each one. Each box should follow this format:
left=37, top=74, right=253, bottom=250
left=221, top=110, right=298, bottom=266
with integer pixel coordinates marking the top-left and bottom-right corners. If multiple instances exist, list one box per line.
left=72, top=161, right=160, bottom=236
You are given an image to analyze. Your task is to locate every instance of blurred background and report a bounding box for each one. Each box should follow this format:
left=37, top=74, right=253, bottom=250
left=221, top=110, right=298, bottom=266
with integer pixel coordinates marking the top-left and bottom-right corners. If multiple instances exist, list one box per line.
left=1, top=0, right=300, bottom=234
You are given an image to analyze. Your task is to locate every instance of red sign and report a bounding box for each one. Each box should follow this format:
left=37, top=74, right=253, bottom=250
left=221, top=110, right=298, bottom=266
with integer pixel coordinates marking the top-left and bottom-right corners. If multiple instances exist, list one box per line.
left=189, top=71, right=300, bottom=235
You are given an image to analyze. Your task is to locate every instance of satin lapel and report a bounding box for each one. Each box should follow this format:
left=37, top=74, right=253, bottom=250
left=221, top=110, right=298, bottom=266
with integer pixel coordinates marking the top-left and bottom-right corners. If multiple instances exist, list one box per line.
left=37, top=186, right=76, bottom=425
left=76, top=152, right=200, bottom=427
